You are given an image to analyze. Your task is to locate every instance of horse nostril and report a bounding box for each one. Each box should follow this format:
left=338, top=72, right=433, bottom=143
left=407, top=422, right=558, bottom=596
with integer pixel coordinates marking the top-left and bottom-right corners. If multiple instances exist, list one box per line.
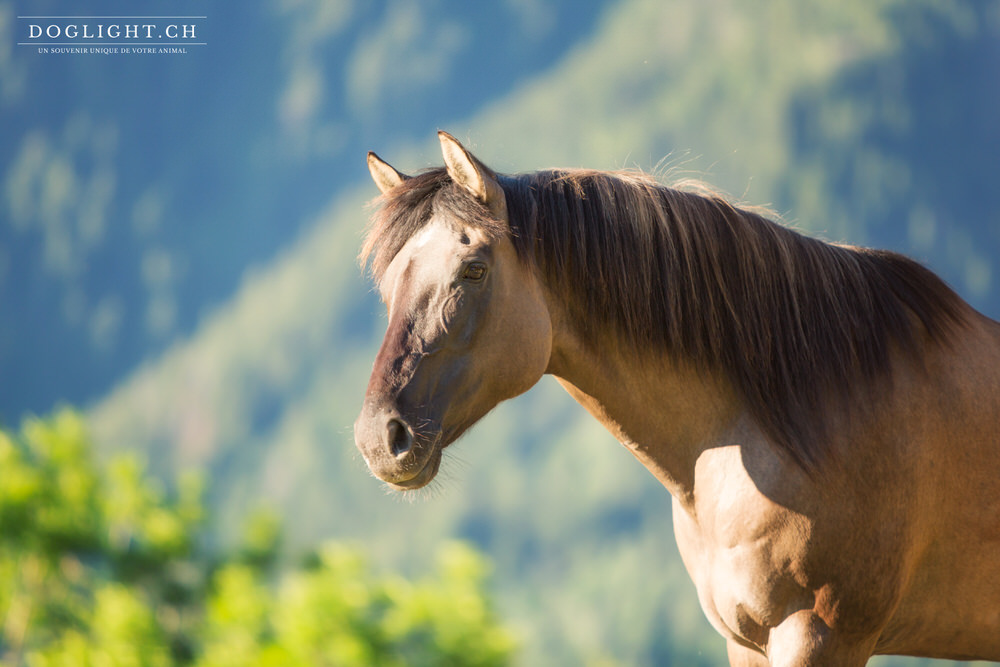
left=387, top=418, right=413, bottom=457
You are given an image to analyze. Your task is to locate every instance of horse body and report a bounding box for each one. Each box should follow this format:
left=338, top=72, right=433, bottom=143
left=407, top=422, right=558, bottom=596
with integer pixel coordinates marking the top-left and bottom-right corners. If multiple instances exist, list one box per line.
left=545, top=247, right=1000, bottom=663
left=355, top=133, right=1000, bottom=665
left=868, top=315, right=1000, bottom=660
left=559, top=303, right=1000, bottom=664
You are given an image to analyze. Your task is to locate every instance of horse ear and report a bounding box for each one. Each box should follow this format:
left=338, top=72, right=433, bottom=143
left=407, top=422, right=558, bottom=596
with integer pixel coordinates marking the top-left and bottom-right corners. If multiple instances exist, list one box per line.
left=367, top=151, right=409, bottom=194
left=438, top=131, right=507, bottom=220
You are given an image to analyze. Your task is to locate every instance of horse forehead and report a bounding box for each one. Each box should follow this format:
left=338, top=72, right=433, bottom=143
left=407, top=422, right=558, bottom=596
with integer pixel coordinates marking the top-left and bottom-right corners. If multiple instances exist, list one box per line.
left=409, top=223, right=443, bottom=251
left=411, top=216, right=490, bottom=251
left=395, top=219, right=489, bottom=273
left=381, top=221, right=465, bottom=301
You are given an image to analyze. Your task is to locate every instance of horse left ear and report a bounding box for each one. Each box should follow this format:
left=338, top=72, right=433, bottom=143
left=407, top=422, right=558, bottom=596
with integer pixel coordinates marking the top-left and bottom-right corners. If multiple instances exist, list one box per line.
left=438, top=131, right=507, bottom=220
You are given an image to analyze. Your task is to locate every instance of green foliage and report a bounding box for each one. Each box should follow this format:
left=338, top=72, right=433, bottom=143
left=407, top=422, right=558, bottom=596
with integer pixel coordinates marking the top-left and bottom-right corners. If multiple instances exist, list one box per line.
left=197, top=542, right=513, bottom=667
left=0, top=411, right=515, bottom=666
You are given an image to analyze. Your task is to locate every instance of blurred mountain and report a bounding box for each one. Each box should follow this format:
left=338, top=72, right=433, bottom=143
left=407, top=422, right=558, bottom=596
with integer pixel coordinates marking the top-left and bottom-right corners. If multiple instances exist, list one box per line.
left=53, top=0, right=1000, bottom=664
left=0, top=0, right=609, bottom=422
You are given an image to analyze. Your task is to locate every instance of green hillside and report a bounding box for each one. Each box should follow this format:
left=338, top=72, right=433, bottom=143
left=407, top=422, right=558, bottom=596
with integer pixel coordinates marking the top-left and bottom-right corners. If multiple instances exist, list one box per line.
left=88, top=1, right=999, bottom=665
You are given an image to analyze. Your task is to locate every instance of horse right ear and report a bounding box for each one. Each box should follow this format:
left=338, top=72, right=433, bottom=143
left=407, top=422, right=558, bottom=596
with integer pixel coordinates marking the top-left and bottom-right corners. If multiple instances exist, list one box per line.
left=367, top=151, right=409, bottom=194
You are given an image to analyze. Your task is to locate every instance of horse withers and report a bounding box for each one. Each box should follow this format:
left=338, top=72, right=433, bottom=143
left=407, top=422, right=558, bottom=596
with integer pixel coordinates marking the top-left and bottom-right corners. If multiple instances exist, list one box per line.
left=354, top=132, right=1000, bottom=666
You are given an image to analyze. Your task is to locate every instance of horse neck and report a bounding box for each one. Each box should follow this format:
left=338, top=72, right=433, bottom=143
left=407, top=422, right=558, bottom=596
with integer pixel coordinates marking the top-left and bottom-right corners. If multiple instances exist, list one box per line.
left=544, top=304, right=742, bottom=504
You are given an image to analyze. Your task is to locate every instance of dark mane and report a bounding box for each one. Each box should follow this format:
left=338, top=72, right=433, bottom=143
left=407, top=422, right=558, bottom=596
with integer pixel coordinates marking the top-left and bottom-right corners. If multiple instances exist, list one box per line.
left=362, top=167, right=969, bottom=469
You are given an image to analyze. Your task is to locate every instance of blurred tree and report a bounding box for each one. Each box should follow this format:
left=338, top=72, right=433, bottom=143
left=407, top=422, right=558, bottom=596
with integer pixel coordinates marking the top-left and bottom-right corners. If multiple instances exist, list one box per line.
left=0, top=410, right=515, bottom=666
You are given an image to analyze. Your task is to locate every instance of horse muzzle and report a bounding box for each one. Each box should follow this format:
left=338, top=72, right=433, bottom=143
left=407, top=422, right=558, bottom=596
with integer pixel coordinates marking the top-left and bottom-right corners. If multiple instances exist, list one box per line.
left=354, top=407, right=442, bottom=490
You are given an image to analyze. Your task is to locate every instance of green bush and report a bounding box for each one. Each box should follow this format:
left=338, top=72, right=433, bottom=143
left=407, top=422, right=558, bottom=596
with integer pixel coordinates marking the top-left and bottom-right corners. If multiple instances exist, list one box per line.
left=0, top=410, right=514, bottom=666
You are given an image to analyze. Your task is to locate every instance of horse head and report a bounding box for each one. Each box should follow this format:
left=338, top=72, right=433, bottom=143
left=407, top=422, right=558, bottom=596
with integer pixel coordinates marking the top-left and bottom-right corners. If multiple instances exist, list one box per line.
left=354, top=132, right=552, bottom=490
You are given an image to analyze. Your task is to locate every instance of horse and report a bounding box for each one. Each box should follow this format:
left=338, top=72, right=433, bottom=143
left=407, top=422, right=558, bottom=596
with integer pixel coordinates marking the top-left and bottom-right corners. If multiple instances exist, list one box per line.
left=353, top=131, right=1000, bottom=666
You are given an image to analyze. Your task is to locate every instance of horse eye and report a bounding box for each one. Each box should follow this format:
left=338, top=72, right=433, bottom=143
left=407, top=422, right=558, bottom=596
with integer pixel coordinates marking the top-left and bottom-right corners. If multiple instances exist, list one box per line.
left=462, top=262, right=487, bottom=282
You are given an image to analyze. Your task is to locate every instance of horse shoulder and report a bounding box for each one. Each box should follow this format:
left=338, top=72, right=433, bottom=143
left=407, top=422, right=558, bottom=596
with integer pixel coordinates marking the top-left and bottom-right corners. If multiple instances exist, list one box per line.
left=673, top=412, right=925, bottom=661
left=672, top=422, right=822, bottom=654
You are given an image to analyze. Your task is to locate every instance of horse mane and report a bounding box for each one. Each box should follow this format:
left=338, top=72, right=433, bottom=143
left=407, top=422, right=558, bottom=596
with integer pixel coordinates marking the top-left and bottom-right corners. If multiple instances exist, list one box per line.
left=362, top=167, right=969, bottom=469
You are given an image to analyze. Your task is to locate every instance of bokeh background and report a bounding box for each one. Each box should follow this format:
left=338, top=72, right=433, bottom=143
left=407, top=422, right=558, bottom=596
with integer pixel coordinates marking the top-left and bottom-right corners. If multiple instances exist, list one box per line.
left=2, top=0, right=999, bottom=664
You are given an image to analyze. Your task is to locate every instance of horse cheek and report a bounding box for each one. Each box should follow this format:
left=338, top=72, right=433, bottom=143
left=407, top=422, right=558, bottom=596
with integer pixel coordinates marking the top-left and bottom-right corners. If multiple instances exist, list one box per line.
left=495, top=292, right=551, bottom=398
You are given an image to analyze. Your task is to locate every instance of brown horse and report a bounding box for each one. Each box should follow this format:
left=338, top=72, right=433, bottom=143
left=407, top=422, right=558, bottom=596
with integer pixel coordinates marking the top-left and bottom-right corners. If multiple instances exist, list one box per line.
left=354, top=132, right=1000, bottom=665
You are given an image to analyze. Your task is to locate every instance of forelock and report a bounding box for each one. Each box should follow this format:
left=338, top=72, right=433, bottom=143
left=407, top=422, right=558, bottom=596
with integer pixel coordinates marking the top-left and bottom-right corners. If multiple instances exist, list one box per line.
left=360, top=167, right=506, bottom=282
